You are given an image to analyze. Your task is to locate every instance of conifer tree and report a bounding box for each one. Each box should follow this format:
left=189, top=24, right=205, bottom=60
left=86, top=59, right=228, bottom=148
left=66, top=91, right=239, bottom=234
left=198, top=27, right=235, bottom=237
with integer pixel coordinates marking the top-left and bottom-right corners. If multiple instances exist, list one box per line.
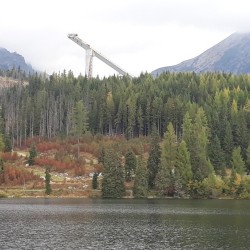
left=124, top=149, right=137, bottom=182
left=4, top=135, right=11, bottom=152
left=0, top=158, right=3, bottom=174
left=175, top=140, right=192, bottom=190
left=28, top=144, right=37, bottom=166
left=45, top=167, right=52, bottom=195
left=147, top=126, right=161, bottom=189
left=246, top=144, right=250, bottom=175
left=92, top=172, right=98, bottom=189
left=72, top=100, right=88, bottom=159
left=184, top=108, right=212, bottom=181
left=133, top=157, right=148, bottom=198
left=208, top=134, right=225, bottom=174
left=98, top=147, right=105, bottom=164
left=231, top=146, right=246, bottom=175
left=155, top=122, right=177, bottom=196
left=102, top=148, right=125, bottom=198
left=0, top=134, right=5, bottom=152
left=223, top=121, right=233, bottom=167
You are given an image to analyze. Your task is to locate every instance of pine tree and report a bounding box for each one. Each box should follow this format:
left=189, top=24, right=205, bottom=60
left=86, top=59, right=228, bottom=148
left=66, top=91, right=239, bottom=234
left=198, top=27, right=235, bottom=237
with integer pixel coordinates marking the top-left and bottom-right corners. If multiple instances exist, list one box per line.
left=101, top=148, right=125, bottom=198
left=147, top=127, right=161, bottom=189
left=231, top=146, right=246, bottom=175
left=45, top=167, right=52, bottom=195
left=28, top=144, right=37, bottom=166
left=124, top=149, right=137, bottom=182
left=133, top=157, right=148, bottom=198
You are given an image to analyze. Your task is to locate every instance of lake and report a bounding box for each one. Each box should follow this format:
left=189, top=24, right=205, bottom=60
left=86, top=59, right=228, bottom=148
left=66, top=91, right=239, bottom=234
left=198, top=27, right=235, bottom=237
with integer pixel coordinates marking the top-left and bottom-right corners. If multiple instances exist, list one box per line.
left=0, top=198, right=249, bottom=249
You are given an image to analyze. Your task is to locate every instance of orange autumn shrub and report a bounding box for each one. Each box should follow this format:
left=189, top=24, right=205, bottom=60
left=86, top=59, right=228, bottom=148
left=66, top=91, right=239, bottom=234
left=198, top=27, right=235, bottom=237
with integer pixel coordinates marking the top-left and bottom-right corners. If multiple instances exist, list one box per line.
left=0, top=165, right=40, bottom=185
left=1, top=152, right=19, bottom=161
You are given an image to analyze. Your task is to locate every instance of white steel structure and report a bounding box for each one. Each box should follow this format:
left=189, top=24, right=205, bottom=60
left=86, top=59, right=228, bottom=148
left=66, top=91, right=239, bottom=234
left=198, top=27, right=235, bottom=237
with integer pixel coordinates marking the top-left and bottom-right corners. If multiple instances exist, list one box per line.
left=68, top=33, right=132, bottom=78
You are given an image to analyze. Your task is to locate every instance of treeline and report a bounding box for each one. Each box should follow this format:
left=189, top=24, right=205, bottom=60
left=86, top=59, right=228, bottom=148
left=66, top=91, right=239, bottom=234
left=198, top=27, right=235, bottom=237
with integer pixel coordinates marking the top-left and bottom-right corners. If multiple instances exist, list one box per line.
left=1, top=71, right=250, bottom=195
left=1, top=71, right=250, bottom=152
left=99, top=120, right=250, bottom=199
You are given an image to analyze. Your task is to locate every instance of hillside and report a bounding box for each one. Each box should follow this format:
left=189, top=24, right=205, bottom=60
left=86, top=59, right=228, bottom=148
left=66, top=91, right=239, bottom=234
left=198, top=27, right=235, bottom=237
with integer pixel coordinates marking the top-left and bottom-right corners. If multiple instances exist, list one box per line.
left=152, top=32, right=250, bottom=77
left=0, top=48, right=34, bottom=74
left=0, top=76, right=28, bottom=88
left=1, top=72, right=250, bottom=199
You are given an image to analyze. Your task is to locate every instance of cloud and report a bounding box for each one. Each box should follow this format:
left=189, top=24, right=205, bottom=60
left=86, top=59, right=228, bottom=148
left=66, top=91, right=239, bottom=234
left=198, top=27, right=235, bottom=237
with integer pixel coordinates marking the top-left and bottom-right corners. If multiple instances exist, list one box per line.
left=0, top=0, right=249, bottom=77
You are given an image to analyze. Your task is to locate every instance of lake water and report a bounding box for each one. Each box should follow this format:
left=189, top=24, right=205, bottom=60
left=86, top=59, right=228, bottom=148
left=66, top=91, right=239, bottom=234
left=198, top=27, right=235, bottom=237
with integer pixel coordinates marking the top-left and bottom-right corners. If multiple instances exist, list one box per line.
left=0, top=198, right=249, bottom=249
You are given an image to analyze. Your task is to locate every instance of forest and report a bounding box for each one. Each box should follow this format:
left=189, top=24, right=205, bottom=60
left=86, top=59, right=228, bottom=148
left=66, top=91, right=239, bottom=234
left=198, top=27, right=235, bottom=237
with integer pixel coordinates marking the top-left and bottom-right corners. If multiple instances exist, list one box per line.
left=0, top=69, right=250, bottom=198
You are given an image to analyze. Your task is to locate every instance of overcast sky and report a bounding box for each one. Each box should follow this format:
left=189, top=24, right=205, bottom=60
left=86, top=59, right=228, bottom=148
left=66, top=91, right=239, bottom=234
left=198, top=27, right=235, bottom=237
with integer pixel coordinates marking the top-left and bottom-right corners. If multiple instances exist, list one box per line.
left=0, top=0, right=250, bottom=77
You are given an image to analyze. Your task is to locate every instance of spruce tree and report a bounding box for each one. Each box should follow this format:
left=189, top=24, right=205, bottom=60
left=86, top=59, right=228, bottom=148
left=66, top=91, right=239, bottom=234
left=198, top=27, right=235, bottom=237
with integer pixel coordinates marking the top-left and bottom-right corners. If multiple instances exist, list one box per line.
left=155, top=122, right=177, bottom=196
left=72, top=100, right=88, bottom=159
left=101, top=148, right=125, bottom=198
left=246, top=144, right=250, bottom=175
left=231, top=146, right=246, bottom=175
left=4, top=135, right=11, bottom=152
left=92, top=172, right=98, bottom=189
left=175, top=140, right=192, bottom=190
left=0, top=134, right=5, bottom=152
left=133, top=157, right=148, bottom=198
left=98, top=147, right=105, bottom=164
left=28, top=144, right=37, bottom=166
left=223, top=121, right=233, bottom=167
left=45, top=167, right=52, bottom=195
left=147, top=127, right=161, bottom=189
left=208, top=134, right=225, bottom=174
left=0, top=158, right=3, bottom=174
left=184, top=108, right=212, bottom=181
left=124, top=149, right=137, bottom=182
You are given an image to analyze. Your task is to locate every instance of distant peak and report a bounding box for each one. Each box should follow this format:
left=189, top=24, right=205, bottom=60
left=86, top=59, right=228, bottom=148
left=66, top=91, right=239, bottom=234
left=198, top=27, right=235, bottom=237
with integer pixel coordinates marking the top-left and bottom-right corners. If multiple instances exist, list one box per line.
left=152, top=32, right=250, bottom=76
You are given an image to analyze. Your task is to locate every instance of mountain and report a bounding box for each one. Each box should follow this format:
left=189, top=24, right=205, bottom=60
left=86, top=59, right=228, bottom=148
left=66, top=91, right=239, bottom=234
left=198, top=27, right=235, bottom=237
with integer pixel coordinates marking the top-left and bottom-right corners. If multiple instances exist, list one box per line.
left=0, top=47, right=34, bottom=74
left=152, top=32, right=250, bottom=77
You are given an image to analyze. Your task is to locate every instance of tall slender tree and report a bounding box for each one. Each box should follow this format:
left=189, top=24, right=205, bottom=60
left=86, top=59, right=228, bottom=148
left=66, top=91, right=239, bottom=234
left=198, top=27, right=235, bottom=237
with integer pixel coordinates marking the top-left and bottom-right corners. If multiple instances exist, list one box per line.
left=133, top=157, right=148, bottom=198
left=28, top=144, right=37, bottom=166
left=175, top=140, right=192, bottom=190
left=124, top=149, right=137, bottom=182
left=45, top=167, right=52, bottom=195
left=147, top=126, right=161, bottom=189
left=246, top=144, right=250, bottom=175
left=208, top=134, right=225, bottom=174
left=72, top=100, right=88, bottom=159
left=155, top=122, right=177, bottom=196
left=231, top=146, right=246, bottom=175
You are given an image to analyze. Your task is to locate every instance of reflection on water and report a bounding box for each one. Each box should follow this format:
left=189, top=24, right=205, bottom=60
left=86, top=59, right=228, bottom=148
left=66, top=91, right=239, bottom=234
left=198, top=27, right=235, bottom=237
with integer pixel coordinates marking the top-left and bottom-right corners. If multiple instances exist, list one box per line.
left=0, top=198, right=249, bottom=249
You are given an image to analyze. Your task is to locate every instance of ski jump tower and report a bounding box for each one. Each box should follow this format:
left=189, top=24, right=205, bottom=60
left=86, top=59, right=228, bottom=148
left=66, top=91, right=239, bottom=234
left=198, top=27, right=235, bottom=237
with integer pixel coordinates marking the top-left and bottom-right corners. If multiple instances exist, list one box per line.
left=68, top=34, right=132, bottom=78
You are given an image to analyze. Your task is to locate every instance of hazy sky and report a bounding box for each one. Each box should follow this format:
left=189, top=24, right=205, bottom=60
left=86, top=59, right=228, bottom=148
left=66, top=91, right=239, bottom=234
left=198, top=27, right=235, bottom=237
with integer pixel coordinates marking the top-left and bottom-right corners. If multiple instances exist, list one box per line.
left=1, top=0, right=250, bottom=77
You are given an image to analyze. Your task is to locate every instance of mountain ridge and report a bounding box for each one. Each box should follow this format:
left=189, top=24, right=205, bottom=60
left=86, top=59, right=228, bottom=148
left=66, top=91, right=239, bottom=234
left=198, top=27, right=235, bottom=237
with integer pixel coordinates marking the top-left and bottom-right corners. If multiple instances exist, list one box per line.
left=152, top=32, right=250, bottom=77
left=0, top=47, right=34, bottom=74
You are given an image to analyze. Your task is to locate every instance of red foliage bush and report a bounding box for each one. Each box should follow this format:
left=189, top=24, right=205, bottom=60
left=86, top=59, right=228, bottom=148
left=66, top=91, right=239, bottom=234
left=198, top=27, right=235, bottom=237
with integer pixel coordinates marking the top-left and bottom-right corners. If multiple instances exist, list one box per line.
left=35, top=157, right=78, bottom=173
left=74, top=166, right=86, bottom=176
left=79, top=142, right=99, bottom=155
left=1, top=152, right=19, bottom=161
left=93, top=163, right=104, bottom=173
left=36, top=142, right=61, bottom=152
left=0, top=165, right=40, bottom=186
